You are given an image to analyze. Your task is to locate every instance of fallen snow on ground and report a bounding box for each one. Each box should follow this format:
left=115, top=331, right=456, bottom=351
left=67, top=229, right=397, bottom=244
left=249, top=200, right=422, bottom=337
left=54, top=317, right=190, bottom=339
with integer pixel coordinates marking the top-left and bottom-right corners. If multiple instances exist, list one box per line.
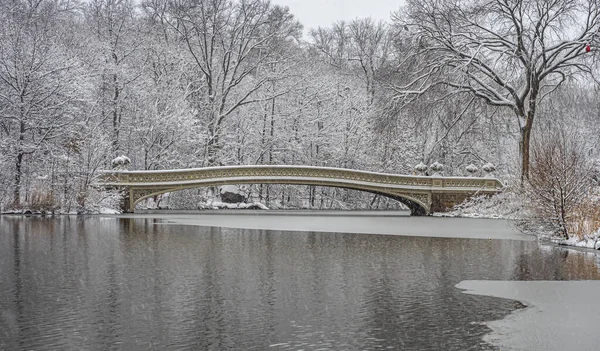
left=97, top=207, right=121, bottom=214
left=556, top=228, right=600, bottom=250
left=433, top=191, right=524, bottom=220
left=436, top=191, right=600, bottom=250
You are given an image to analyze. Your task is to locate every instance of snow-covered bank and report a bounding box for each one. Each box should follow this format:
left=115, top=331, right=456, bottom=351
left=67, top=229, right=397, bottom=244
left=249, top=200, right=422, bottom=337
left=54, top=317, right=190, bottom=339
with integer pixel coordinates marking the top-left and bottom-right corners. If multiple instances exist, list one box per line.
left=0, top=207, right=120, bottom=215
left=556, top=228, right=600, bottom=249
left=117, top=212, right=533, bottom=241
left=456, top=280, right=600, bottom=351
left=433, top=192, right=522, bottom=219
left=436, top=191, right=600, bottom=250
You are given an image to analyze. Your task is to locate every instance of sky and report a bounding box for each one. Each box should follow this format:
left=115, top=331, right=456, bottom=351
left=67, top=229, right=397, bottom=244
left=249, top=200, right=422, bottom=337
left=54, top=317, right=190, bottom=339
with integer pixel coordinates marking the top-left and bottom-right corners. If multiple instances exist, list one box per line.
left=271, top=0, right=403, bottom=33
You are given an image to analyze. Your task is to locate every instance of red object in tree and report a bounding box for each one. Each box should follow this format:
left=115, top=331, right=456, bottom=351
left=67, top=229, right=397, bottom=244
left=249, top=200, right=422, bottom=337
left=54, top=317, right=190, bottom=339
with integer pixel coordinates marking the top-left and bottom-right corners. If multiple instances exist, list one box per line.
left=586, top=44, right=591, bottom=52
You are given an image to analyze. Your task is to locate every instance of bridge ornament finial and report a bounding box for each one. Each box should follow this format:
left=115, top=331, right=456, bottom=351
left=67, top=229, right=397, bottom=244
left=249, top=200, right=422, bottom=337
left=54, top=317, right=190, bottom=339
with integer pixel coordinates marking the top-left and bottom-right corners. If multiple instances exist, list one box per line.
left=429, top=162, right=444, bottom=176
left=414, top=162, right=428, bottom=175
left=465, top=164, right=479, bottom=176
left=111, top=155, right=131, bottom=170
left=482, top=162, right=496, bottom=178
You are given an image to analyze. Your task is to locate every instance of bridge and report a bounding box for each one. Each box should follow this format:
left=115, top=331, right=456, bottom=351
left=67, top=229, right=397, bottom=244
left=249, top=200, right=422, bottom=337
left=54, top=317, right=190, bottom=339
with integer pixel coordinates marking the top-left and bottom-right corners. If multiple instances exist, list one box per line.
left=96, top=165, right=503, bottom=215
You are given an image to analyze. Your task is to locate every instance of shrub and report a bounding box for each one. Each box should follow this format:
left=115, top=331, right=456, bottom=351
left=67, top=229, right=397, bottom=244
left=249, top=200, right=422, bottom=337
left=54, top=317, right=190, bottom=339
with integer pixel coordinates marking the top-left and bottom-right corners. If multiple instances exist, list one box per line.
left=523, top=130, right=595, bottom=239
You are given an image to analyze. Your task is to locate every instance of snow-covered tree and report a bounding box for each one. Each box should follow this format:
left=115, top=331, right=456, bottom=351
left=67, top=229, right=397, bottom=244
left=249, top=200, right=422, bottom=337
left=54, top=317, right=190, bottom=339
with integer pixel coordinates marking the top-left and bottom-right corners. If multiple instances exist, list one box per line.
left=393, top=0, right=600, bottom=181
left=84, top=0, right=143, bottom=156
left=0, top=0, right=82, bottom=207
left=154, top=0, right=302, bottom=166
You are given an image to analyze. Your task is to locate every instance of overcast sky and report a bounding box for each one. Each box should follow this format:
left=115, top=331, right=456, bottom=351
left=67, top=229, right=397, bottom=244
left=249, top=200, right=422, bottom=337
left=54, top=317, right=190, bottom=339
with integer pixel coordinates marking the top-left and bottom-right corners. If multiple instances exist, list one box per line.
left=272, top=0, right=403, bottom=34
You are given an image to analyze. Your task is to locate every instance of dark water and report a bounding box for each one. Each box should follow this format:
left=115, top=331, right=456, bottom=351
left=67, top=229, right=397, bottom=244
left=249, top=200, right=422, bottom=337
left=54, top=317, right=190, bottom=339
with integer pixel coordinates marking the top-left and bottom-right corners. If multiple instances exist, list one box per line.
left=1, top=216, right=599, bottom=350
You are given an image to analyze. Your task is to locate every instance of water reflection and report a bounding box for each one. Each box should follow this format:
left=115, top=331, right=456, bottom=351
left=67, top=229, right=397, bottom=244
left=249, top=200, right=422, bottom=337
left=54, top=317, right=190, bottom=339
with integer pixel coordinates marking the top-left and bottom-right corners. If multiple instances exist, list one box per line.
left=1, top=216, right=599, bottom=350
left=511, top=244, right=600, bottom=280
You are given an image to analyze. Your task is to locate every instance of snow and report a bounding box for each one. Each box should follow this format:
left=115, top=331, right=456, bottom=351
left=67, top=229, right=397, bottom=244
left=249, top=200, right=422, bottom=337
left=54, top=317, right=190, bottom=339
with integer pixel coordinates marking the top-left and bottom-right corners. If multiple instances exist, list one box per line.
left=456, top=280, right=600, bottom=351
left=557, top=228, right=600, bottom=249
left=219, top=184, right=240, bottom=194
left=436, top=191, right=600, bottom=249
left=120, top=212, right=532, bottom=241
left=111, top=155, right=131, bottom=168
left=198, top=201, right=269, bottom=210
left=465, top=163, right=478, bottom=174
left=433, top=191, right=522, bottom=220
left=97, top=207, right=121, bottom=214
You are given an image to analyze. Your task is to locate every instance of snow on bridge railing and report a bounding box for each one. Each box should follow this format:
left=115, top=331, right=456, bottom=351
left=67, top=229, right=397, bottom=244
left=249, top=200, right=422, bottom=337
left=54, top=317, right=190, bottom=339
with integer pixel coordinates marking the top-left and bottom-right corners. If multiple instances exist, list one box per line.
left=96, top=165, right=503, bottom=191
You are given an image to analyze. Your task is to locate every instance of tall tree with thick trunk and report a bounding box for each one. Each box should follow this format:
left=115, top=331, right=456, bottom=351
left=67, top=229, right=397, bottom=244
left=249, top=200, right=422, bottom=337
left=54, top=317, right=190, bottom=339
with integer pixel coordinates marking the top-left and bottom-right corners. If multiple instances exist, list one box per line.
left=393, top=0, right=600, bottom=180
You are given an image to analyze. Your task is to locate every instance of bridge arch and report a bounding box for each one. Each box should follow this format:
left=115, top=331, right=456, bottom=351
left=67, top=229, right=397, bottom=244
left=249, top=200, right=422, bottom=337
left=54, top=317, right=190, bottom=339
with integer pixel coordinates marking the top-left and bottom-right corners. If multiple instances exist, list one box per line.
left=131, top=180, right=430, bottom=216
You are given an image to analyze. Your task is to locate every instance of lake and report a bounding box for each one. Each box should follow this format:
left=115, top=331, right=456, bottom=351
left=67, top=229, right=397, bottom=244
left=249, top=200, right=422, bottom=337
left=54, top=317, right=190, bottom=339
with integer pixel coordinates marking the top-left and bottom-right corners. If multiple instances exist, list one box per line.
left=1, top=214, right=599, bottom=350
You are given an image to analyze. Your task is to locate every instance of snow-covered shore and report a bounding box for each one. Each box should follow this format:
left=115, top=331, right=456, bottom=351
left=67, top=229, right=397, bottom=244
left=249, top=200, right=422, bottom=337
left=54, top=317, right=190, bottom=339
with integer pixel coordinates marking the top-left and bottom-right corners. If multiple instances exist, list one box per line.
left=556, top=229, right=600, bottom=250
left=435, top=192, right=600, bottom=250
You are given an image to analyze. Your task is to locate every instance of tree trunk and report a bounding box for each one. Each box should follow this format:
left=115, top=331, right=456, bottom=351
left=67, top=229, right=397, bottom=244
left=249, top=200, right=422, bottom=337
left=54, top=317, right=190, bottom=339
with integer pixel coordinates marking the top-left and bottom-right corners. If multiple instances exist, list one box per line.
left=205, top=120, right=221, bottom=166
left=112, top=72, right=120, bottom=155
left=520, top=94, right=536, bottom=182
left=521, top=125, right=532, bottom=183
left=13, top=118, right=26, bottom=207
left=13, top=152, right=23, bottom=207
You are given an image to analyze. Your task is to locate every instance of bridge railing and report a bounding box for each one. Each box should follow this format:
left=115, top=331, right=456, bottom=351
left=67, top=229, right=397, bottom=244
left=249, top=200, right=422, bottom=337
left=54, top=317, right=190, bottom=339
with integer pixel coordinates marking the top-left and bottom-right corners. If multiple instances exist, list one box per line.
left=97, top=165, right=502, bottom=191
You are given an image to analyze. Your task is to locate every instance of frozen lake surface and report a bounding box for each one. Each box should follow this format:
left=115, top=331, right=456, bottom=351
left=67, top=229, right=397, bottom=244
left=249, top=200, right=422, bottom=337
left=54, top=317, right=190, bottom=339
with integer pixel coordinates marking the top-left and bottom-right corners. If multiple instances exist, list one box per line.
left=1, top=213, right=599, bottom=350
left=129, top=210, right=531, bottom=241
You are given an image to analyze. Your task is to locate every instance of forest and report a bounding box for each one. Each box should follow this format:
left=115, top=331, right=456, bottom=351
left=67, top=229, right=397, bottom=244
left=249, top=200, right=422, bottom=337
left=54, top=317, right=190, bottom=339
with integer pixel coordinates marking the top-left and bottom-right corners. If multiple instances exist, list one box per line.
left=1, top=0, right=599, bottom=234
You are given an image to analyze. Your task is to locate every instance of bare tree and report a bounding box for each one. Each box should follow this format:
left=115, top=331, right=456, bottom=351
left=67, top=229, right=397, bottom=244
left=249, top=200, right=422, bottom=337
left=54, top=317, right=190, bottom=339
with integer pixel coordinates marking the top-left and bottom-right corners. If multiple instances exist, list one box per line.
left=347, top=19, right=391, bottom=105
left=393, top=0, right=600, bottom=180
left=525, top=129, right=595, bottom=239
left=310, top=18, right=392, bottom=105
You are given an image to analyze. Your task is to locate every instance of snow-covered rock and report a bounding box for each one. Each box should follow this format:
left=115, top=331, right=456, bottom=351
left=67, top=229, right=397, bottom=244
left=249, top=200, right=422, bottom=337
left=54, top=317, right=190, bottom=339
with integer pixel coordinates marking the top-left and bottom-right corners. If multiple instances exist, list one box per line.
left=219, top=185, right=247, bottom=203
left=198, top=201, right=269, bottom=210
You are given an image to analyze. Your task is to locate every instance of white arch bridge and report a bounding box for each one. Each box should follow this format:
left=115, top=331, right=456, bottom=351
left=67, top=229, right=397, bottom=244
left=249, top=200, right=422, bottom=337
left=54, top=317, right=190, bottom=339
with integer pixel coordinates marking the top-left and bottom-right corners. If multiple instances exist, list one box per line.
left=96, top=165, right=503, bottom=215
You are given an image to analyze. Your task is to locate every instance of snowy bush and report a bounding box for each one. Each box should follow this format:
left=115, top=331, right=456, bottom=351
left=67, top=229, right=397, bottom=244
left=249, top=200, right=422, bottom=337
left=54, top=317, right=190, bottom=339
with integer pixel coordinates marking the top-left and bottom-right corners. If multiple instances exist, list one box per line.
left=522, top=131, right=595, bottom=239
